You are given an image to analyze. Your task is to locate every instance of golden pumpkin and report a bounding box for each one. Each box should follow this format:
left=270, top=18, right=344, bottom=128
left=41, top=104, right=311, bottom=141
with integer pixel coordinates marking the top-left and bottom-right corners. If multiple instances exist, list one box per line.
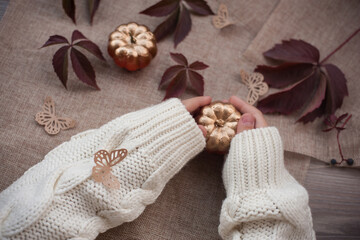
left=197, top=102, right=241, bottom=153
left=108, top=22, right=157, bottom=71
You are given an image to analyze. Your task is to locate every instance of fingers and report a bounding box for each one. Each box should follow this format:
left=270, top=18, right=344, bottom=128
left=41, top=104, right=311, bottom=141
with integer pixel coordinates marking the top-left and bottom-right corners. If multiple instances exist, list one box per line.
left=182, top=96, right=212, bottom=113
left=237, top=113, right=255, bottom=133
left=198, top=125, right=207, bottom=137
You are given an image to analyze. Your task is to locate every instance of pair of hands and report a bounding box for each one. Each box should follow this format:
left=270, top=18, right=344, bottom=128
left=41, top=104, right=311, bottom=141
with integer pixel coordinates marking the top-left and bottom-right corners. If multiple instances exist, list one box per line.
left=182, top=96, right=268, bottom=137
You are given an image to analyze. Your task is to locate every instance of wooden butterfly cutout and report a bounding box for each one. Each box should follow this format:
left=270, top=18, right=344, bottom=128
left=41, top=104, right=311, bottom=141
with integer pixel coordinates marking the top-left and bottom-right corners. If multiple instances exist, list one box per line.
left=212, top=3, right=233, bottom=29
left=35, top=96, right=75, bottom=135
left=92, top=149, right=128, bottom=189
left=240, top=70, right=269, bottom=105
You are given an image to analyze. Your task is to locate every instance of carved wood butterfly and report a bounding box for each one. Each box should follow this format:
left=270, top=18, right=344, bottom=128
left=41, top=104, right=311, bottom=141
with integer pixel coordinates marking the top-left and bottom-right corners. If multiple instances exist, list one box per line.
left=240, top=70, right=269, bottom=105
left=212, top=3, right=233, bottom=29
left=92, top=149, right=128, bottom=189
left=35, top=96, right=75, bottom=135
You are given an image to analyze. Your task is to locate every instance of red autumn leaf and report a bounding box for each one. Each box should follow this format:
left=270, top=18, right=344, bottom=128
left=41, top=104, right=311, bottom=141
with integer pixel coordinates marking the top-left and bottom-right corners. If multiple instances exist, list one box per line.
left=140, top=0, right=213, bottom=47
left=160, top=52, right=208, bottom=99
left=89, top=0, right=101, bottom=24
left=255, top=33, right=355, bottom=123
left=62, top=0, right=76, bottom=23
left=140, top=0, right=179, bottom=17
left=52, top=45, right=70, bottom=88
left=41, top=35, right=69, bottom=48
left=70, top=47, right=99, bottom=90
left=184, top=0, right=214, bottom=15
left=41, top=30, right=104, bottom=90
left=74, top=40, right=106, bottom=61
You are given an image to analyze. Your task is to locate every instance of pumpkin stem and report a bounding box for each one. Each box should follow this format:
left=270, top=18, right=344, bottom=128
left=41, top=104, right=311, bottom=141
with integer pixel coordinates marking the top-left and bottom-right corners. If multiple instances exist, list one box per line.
left=130, top=34, right=136, bottom=44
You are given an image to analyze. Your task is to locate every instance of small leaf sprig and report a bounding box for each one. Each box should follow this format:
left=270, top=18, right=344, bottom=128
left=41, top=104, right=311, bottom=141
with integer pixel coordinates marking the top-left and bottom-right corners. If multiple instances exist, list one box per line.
left=322, top=113, right=354, bottom=166
left=159, top=52, right=208, bottom=100
left=140, top=0, right=214, bottom=47
left=255, top=27, right=360, bottom=123
left=62, top=0, right=101, bottom=24
left=41, top=30, right=106, bottom=90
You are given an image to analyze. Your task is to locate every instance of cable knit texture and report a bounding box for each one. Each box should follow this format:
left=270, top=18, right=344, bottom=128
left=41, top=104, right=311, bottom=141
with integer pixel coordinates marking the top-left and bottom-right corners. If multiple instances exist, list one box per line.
left=219, top=127, right=316, bottom=240
left=0, top=98, right=206, bottom=239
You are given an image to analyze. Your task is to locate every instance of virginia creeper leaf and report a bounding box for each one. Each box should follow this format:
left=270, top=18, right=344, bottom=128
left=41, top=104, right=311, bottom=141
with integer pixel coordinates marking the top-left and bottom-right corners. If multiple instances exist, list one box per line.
left=70, top=47, right=99, bottom=90
left=164, top=70, right=187, bottom=100
left=75, top=40, right=106, bottom=61
left=255, top=63, right=313, bottom=88
left=159, top=65, right=185, bottom=89
left=170, top=52, right=188, bottom=66
left=184, top=0, right=214, bottom=15
left=264, top=39, right=320, bottom=64
left=62, top=0, right=76, bottom=23
left=89, top=0, right=101, bottom=24
left=188, top=70, right=204, bottom=95
left=174, top=5, right=191, bottom=48
left=41, top=35, right=69, bottom=48
left=140, top=0, right=179, bottom=17
left=52, top=46, right=70, bottom=89
left=71, top=30, right=87, bottom=43
left=154, top=8, right=180, bottom=41
left=189, top=61, right=208, bottom=70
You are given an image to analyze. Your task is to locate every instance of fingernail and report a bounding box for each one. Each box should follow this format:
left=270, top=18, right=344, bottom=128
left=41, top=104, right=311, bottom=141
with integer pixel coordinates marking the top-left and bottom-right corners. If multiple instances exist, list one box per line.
left=241, top=115, right=254, bottom=127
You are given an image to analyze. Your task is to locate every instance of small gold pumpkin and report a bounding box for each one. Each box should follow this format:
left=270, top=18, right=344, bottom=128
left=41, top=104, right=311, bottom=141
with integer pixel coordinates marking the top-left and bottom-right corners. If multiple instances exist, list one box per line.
left=197, top=102, right=241, bottom=153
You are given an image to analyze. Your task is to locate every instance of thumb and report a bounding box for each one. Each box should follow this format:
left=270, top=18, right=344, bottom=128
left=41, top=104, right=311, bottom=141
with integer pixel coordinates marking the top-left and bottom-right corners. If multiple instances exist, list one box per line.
left=237, top=113, right=255, bottom=133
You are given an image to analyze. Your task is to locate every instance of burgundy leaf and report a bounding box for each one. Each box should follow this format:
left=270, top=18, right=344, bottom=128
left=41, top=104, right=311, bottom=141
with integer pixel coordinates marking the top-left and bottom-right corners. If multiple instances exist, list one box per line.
left=174, top=5, right=191, bottom=47
left=159, top=65, right=185, bottom=89
left=52, top=46, right=70, bottom=89
left=336, top=113, right=349, bottom=124
left=324, top=64, right=348, bottom=114
left=163, top=70, right=187, bottom=100
left=140, top=0, right=179, bottom=17
left=264, top=39, right=320, bottom=64
left=71, top=30, right=87, bottom=43
left=74, top=40, right=106, bottom=61
left=89, top=0, right=101, bottom=24
left=189, top=61, right=208, bottom=70
left=322, top=127, right=334, bottom=132
left=70, top=48, right=99, bottom=90
left=170, top=52, right=188, bottom=66
left=41, top=35, right=69, bottom=48
left=255, top=63, right=313, bottom=89
left=336, top=127, right=346, bottom=131
left=188, top=70, right=204, bottom=95
left=62, top=0, right=76, bottom=24
left=257, top=71, right=318, bottom=115
left=184, top=0, right=214, bottom=15
left=297, top=73, right=327, bottom=123
left=154, top=8, right=180, bottom=42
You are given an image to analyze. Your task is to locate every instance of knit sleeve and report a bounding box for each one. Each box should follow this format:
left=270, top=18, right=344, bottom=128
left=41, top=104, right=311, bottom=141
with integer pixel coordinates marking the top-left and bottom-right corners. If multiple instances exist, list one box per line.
left=218, top=127, right=316, bottom=240
left=0, top=98, right=206, bottom=240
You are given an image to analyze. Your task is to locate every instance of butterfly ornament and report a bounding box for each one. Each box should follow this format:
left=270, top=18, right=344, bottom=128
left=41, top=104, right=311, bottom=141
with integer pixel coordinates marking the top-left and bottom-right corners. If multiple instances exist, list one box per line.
left=240, top=70, right=269, bottom=105
left=212, top=3, right=233, bottom=29
left=92, top=149, right=128, bottom=189
left=35, top=96, right=75, bottom=135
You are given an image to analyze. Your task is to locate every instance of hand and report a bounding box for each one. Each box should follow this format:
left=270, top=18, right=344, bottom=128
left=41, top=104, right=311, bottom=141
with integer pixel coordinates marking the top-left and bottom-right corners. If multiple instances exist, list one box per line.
left=229, top=96, right=268, bottom=134
left=182, top=96, right=212, bottom=137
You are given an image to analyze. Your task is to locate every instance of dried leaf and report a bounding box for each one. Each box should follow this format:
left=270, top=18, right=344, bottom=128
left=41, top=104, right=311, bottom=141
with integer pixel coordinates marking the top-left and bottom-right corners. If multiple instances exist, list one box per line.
left=174, top=5, right=191, bottom=48
left=264, top=39, right=319, bottom=64
left=189, top=61, right=208, bottom=70
left=75, top=40, right=106, bottom=61
left=89, top=0, right=101, bottom=24
left=70, top=47, right=99, bottom=90
left=140, top=0, right=179, bottom=17
left=41, top=35, right=69, bottom=48
left=154, top=8, right=180, bottom=42
left=159, top=65, right=185, bottom=89
left=52, top=46, right=70, bottom=88
left=62, top=0, right=76, bottom=24
left=170, top=52, right=188, bottom=66
left=188, top=70, right=204, bottom=95
left=71, top=30, right=87, bottom=43
left=184, top=0, right=214, bottom=15
left=164, top=70, right=187, bottom=99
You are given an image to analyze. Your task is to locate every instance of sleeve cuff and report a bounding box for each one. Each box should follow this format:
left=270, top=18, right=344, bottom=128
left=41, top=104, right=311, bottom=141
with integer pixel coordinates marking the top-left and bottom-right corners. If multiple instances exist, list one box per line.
left=223, top=127, right=290, bottom=197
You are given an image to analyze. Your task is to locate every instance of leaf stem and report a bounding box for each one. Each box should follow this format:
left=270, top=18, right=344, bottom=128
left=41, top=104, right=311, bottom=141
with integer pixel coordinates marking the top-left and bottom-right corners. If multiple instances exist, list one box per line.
left=336, top=114, right=352, bottom=164
left=320, top=27, right=360, bottom=64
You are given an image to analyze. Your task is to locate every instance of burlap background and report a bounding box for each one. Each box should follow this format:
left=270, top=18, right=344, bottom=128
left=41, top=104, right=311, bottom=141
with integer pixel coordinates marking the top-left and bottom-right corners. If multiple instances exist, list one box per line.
left=0, top=0, right=357, bottom=239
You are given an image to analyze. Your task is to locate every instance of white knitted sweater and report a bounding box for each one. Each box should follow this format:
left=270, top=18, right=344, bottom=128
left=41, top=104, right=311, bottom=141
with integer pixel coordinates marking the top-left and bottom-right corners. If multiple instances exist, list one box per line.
left=0, top=99, right=315, bottom=239
left=219, top=127, right=316, bottom=240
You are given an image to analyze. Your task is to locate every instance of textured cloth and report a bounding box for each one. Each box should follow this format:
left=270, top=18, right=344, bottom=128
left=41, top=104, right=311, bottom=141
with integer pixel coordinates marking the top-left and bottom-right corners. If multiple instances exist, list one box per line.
left=0, top=99, right=206, bottom=239
left=219, top=127, right=315, bottom=239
